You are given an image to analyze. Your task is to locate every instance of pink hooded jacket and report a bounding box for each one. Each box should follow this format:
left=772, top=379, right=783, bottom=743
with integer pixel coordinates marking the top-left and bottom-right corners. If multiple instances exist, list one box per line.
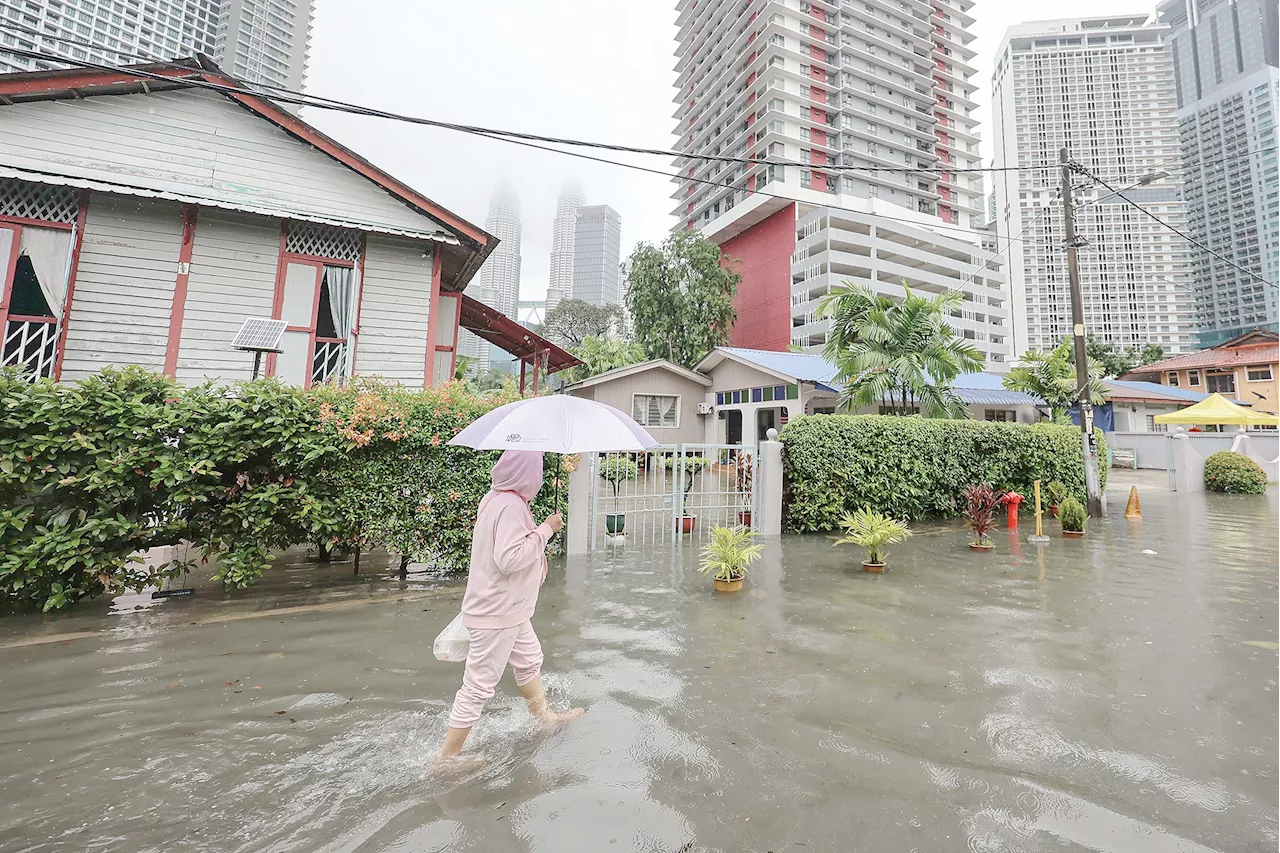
left=460, top=450, right=554, bottom=630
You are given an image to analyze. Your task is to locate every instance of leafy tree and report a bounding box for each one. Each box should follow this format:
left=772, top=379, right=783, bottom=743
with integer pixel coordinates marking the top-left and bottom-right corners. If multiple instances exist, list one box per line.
left=818, top=282, right=984, bottom=418
left=538, top=299, right=623, bottom=347
left=558, top=335, right=646, bottom=385
left=1085, top=335, right=1165, bottom=378
left=625, top=229, right=741, bottom=369
left=453, top=355, right=473, bottom=382
left=1003, top=339, right=1106, bottom=420
left=467, top=367, right=510, bottom=394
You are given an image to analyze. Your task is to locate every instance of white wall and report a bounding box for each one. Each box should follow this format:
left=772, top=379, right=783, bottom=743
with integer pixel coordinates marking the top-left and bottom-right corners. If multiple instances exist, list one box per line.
left=59, top=196, right=182, bottom=380
left=176, top=210, right=279, bottom=384
left=354, top=235, right=432, bottom=388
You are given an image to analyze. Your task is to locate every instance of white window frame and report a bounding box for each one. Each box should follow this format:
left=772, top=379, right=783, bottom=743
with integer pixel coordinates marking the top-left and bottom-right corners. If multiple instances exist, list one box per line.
left=632, top=393, right=681, bottom=428
left=1187, top=369, right=1200, bottom=387
left=1246, top=364, right=1273, bottom=381
left=1166, top=371, right=1179, bottom=387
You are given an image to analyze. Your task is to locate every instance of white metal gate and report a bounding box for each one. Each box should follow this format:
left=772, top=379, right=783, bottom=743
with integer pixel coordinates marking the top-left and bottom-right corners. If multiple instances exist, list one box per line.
left=588, top=443, right=759, bottom=550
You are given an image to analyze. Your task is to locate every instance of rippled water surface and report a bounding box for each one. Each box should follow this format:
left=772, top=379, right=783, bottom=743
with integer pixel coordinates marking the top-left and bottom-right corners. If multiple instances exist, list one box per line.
left=1, top=472, right=1276, bottom=852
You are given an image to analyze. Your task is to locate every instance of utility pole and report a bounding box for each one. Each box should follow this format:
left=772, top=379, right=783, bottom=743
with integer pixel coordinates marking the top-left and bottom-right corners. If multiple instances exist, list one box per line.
left=1059, top=147, right=1104, bottom=518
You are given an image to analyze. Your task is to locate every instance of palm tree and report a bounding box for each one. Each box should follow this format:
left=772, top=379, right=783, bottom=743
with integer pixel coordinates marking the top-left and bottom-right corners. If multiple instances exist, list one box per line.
left=818, top=282, right=985, bottom=418
left=1003, top=339, right=1106, bottom=421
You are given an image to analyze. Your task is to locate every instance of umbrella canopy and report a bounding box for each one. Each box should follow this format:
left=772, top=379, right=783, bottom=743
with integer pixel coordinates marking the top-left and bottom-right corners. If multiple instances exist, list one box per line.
left=1153, top=393, right=1280, bottom=426
left=448, top=395, right=660, bottom=454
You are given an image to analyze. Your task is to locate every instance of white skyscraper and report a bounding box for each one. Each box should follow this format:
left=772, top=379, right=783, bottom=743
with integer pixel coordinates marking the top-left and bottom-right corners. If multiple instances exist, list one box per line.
left=462, top=184, right=521, bottom=372
left=572, top=204, right=622, bottom=306
left=548, top=187, right=583, bottom=310
left=671, top=0, right=1011, bottom=364
left=991, top=15, right=1196, bottom=356
left=0, top=0, right=313, bottom=91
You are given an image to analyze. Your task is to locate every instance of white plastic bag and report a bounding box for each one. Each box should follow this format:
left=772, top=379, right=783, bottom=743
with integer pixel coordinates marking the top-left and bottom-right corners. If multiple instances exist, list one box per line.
left=433, top=612, right=470, bottom=662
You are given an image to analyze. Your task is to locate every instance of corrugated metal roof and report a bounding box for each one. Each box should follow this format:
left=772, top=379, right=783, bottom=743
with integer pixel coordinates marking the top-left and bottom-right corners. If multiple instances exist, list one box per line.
left=1104, top=379, right=1246, bottom=406
left=953, top=388, right=1042, bottom=406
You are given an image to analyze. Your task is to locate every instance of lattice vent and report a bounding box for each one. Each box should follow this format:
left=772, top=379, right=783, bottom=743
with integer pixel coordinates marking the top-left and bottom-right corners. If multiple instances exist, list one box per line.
left=0, top=180, right=79, bottom=225
left=286, top=221, right=362, bottom=261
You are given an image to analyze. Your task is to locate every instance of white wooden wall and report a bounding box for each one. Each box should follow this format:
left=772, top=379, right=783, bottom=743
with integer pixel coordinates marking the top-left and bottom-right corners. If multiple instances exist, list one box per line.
left=59, top=196, right=182, bottom=380
left=355, top=235, right=432, bottom=389
left=176, top=211, right=279, bottom=384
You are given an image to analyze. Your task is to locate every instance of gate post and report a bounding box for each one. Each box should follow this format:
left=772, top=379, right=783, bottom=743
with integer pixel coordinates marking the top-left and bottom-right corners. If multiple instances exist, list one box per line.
left=567, top=456, right=592, bottom=555
left=759, top=433, right=784, bottom=536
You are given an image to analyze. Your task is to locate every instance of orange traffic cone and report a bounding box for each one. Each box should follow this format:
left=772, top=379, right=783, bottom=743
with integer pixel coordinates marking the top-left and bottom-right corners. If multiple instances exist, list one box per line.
left=1124, top=485, right=1141, bottom=519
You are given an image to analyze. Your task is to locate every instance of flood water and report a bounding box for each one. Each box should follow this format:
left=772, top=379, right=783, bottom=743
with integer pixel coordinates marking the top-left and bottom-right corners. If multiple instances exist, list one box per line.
left=1, top=472, right=1276, bottom=852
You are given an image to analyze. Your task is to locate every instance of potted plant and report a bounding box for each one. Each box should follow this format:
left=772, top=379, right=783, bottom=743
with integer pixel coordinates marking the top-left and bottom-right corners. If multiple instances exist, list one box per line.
left=834, top=507, right=912, bottom=573
left=734, top=460, right=754, bottom=527
left=962, top=482, right=1003, bottom=551
left=664, top=455, right=711, bottom=533
left=598, top=456, right=638, bottom=535
left=698, top=525, right=764, bottom=592
left=1046, top=480, right=1067, bottom=517
left=1059, top=496, right=1087, bottom=538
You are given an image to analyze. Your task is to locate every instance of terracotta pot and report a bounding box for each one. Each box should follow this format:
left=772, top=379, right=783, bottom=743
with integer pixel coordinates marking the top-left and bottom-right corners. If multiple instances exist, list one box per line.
left=969, top=542, right=994, bottom=551
left=1062, top=530, right=1085, bottom=538
left=714, top=575, right=744, bottom=592
left=605, top=512, right=626, bottom=535
left=737, top=511, right=752, bottom=526
left=1049, top=505, right=1060, bottom=517
left=862, top=561, right=886, bottom=573
left=680, top=515, right=697, bottom=534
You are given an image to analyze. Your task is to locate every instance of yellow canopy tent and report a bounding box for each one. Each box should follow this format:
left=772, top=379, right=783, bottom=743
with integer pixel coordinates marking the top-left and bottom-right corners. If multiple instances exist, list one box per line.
left=1153, top=393, right=1280, bottom=426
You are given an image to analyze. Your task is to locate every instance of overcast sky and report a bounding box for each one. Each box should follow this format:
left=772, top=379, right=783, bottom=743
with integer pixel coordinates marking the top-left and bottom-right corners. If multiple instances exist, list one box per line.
left=304, top=0, right=1149, bottom=302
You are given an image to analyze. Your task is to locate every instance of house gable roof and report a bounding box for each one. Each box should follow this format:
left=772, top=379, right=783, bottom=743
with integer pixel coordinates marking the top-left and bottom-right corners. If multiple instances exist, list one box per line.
left=696, top=347, right=841, bottom=388
left=563, top=359, right=713, bottom=392
left=1124, top=330, right=1279, bottom=376
left=0, top=57, right=494, bottom=288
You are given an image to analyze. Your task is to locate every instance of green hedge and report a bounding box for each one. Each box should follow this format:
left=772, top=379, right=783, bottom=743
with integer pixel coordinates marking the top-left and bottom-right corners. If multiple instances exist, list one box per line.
left=780, top=415, right=1107, bottom=531
left=1204, top=450, right=1267, bottom=494
left=0, top=367, right=560, bottom=611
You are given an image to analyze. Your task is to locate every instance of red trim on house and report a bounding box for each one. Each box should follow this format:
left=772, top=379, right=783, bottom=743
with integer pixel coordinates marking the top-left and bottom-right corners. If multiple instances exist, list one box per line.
left=424, top=249, right=443, bottom=385
left=349, top=235, right=367, bottom=370
left=0, top=222, right=22, bottom=331
left=6, top=313, right=56, bottom=323
left=0, top=65, right=196, bottom=96
left=163, top=204, right=198, bottom=377
left=265, top=221, right=289, bottom=377
left=280, top=251, right=355, bottom=268
left=0, top=214, right=74, bottom=231
left=51, top=191, right=89, bottom=380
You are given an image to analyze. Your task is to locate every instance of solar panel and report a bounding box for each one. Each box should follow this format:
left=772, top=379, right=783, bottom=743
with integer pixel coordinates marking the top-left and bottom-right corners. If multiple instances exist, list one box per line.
left=231, top=318, right=288, bottom=353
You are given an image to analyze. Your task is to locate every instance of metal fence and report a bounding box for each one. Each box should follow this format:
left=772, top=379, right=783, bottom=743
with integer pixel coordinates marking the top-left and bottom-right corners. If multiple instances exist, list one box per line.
left=588, top=443, right=759, bottom=550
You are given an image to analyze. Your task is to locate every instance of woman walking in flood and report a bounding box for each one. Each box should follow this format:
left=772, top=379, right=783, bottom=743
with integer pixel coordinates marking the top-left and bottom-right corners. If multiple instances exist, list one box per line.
left=440, top=449, right=584, bottom=759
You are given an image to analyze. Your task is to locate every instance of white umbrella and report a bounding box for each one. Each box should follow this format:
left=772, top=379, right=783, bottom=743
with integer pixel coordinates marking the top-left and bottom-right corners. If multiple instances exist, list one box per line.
left=448, top=395, right=659, bottom=454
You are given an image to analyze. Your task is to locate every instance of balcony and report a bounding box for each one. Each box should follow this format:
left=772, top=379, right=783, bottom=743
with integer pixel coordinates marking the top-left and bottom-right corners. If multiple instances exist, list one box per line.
left=2, top=316, right=59, bottom=380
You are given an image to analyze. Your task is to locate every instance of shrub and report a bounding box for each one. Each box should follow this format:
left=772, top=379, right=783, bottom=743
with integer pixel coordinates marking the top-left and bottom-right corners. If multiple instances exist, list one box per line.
left=698, top=525, right=763, bottom=581
left=0, top=369, right=559, bottom=611
left=961, top=482, right=1003, bottom=546
left=834, top=507, right=911, bottom=565
left=1059, top=496, right=1087, bottom=533
left=779, top=415, right=1106, bottom=532
left=1046, top=480, right=1067, bottom=506
left=598, top=456, right=639, bottom=498
left=1204, top=451, right=1268, bottom=494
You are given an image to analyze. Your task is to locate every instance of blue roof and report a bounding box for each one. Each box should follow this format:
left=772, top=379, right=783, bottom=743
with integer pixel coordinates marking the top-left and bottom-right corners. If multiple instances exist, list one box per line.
left=1104, top=379, right=1246, bottom=406
left=712, top=347, right=1042, bottom=406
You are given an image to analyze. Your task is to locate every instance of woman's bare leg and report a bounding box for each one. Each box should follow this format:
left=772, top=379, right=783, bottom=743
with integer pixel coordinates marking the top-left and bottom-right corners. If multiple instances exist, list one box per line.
left=439, top=725, right=472, bottom=758
left=517, top=675, right=584, bottom=725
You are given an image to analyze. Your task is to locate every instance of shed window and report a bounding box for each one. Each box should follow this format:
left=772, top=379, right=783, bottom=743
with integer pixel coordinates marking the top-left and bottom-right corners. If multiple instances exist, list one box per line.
left=633, top=394, right=679, bottom=428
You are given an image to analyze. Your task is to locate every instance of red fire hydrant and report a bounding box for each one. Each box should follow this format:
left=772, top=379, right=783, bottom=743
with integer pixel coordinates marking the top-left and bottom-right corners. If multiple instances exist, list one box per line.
left=1002, top=491, right=1024, bottom=528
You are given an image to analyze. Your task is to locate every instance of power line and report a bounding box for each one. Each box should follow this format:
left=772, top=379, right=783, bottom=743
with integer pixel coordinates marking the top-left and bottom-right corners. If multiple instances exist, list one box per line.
left=0, top=36, right=1026, bottom=178
left=1071, top=162, right=1279, bottom=292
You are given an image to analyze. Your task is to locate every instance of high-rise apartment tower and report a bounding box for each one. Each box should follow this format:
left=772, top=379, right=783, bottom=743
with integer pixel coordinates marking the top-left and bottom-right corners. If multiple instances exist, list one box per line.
left=672, top=0, right=1010, bottom=364
left=991, top=15, right=1196, bottom=356
left=0, top=0, right=313, bottom=91
left=572, top=204, right=622, bottom=307
left=461, top=185, right=521, bottom=373
left=1157, top=0, right=1279, bottom=346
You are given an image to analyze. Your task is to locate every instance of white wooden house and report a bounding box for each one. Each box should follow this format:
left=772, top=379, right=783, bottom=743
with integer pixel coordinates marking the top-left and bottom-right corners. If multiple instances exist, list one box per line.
left=0, top=57, right=575, bottom=387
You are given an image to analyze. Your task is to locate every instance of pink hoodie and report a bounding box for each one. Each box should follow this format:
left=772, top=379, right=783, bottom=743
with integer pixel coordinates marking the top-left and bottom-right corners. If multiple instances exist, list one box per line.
left=460, top=450, right=554, bottom=630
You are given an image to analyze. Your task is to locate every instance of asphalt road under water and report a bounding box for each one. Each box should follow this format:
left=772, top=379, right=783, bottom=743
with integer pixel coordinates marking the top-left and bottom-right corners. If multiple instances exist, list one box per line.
left=0, top=473, right=1276, bottom=852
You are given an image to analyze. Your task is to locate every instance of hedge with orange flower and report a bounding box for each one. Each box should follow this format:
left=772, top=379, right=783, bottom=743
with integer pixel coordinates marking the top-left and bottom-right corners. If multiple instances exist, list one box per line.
left=0, top=366, right=562, bottom=611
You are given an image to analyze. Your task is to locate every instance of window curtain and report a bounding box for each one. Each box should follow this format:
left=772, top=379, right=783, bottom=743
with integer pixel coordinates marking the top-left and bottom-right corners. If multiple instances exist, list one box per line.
left=19, top=226, right=72, bottom=317
left=323, top=266, right=354, bottom=338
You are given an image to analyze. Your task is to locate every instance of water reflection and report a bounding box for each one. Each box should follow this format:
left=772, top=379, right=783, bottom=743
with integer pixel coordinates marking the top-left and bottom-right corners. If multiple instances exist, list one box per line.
left=0, top=473, right=1274, bottom=851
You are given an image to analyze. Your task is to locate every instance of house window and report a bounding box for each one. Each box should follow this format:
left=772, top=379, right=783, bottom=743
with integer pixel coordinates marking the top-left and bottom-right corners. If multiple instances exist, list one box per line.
left=1246, top=364, right=1273, bottom=381
left=273, top=258, right=356, bottom=387
left=1187, top=369, right=1200, bottom=387
left=1206, top=370, right=1236, bottom=394
left=984, top=409, right=1015, bottom=422
left=1166, top=371, right=1179, bottom=386
left=1145, top=415, right=1167, bottom=433
left=0, top=222, right=74, bottom=381
left=633, top=394, right=679, bottom=428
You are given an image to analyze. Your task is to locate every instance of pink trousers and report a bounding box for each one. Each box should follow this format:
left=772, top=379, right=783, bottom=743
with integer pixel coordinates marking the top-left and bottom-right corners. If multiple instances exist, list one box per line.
left=448, top=620, right=544, bottom=729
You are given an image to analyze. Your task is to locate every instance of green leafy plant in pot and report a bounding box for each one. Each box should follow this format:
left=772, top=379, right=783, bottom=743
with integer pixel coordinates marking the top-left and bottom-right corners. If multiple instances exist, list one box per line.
left=698, top=525, right=764, bottom=592
left=834, top=507, right=912, bottom=572
left=598, top=456, right=638, bottom=535
left=1059, top=496, right=1087, bottom=538
left=1046, top=480, right=1067, bottom=517
left=664, top=454, right=711, bottom=533
left=962, top=482, right=1003, bottom=551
